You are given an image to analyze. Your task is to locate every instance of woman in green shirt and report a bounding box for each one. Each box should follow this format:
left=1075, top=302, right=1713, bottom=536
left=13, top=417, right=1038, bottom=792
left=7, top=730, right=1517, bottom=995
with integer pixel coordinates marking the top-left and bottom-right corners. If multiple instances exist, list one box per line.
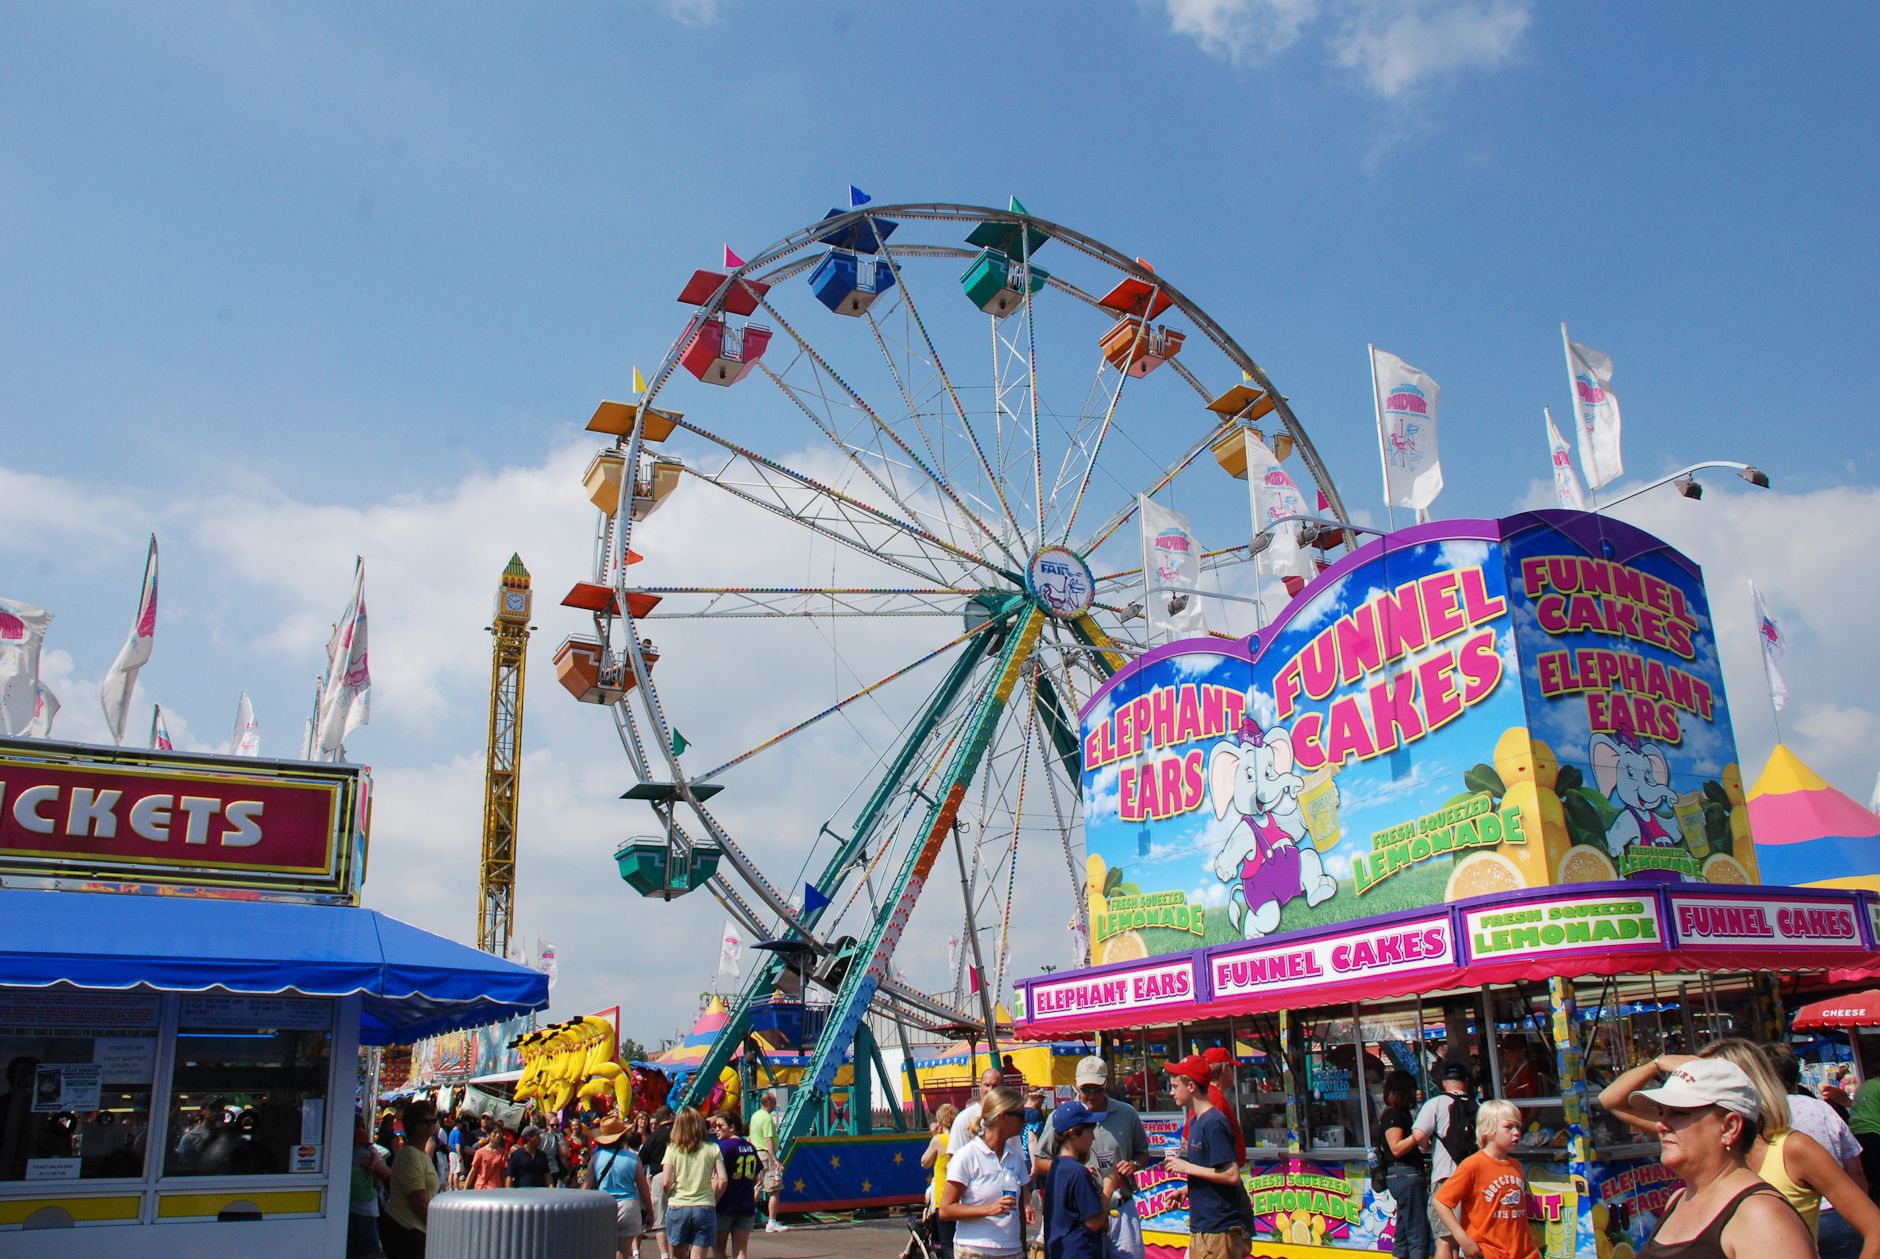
left=663, top=1107, right=728, bottom=1259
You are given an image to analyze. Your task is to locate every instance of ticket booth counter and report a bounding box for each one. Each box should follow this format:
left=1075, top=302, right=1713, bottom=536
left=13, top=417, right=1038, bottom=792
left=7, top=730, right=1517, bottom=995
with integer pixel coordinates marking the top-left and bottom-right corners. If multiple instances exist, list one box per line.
left=0, top=739, right=548, bottom=1257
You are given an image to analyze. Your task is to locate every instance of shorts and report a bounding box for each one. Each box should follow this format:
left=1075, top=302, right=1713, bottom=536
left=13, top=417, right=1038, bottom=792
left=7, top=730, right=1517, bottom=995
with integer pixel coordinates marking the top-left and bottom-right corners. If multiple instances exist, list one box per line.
left=346, top=1212, right=385, bottom=1259
left=1189, top=1229, right=1250, bottom=1259
left=1428, top=1179, right=1451, bottom=1241
left=648, top=1169, right=668, bottom=1230
left=759, top=1151, right=782, bottom=1194
left=717, top=1212, right=756, bottom=1236
left=666, top=1204, right=718, bottom=1250
left=449, top=1151, right=465, bottom=1178
left=615, top=1198, right=646, bottom=1238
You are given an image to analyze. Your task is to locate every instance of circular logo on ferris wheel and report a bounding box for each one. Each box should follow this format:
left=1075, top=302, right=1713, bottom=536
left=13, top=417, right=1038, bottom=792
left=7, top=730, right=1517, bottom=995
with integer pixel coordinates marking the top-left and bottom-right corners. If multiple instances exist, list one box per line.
left=1026, top=546, right=1094, bottom=619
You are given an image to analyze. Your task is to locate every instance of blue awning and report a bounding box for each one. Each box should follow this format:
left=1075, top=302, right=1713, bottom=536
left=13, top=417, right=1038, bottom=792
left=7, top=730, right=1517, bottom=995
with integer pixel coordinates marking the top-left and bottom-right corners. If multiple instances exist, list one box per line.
left=0, top=888, right=548, bottom=1045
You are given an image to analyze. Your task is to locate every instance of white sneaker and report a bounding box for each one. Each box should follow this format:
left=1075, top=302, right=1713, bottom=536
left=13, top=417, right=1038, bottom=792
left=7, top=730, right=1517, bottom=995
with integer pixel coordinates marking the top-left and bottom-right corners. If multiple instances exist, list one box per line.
left=766, top=1220, right=788, bottom=1233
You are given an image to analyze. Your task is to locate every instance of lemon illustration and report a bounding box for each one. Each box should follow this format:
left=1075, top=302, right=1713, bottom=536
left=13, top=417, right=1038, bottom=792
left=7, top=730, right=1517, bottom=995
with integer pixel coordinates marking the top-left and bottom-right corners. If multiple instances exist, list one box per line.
left=1720, top=763, right=1745, bottom=805
left=1101, top=931, right=1148, bottom=965
left=1557, top=845, right=1619, bottom=884
left=1288, top=1216, right=1314, bottom=1245
left=1702, top=853, right=1751, bottom=885
left=1498, top=781, right=1568, bottom=887
left=1610, top=1243, right=1636, bottom=1259
left=1494, top=727, right=1559, bottom=791
left=1446, top=851, right=1525, bottom=901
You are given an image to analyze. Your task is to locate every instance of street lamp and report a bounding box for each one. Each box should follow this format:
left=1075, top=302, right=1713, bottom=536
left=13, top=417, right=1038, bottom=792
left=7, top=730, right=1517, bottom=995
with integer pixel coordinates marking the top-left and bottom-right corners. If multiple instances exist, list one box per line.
left=1250, top=514, right=1389, bottom=555
left=1597, top=461, right=1771, bottom=511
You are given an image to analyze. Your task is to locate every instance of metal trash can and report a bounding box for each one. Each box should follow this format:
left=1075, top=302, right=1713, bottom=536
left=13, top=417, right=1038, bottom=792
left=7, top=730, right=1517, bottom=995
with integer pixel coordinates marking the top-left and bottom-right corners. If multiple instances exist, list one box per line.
left=428, top=1189, right=617, bottom=1259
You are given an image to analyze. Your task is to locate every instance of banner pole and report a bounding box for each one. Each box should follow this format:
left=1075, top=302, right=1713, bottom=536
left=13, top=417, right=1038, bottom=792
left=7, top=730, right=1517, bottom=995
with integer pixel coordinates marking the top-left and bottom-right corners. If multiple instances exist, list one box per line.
left=1367, top=344, right=1397, bottom=532
left=1561, top=324, right=1600, bottom=510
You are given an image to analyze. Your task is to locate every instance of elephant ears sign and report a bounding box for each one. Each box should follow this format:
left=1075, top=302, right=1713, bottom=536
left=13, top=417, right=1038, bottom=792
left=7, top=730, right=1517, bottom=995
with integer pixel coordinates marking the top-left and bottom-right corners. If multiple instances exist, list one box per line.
left=1078, top=511, right=1754, bottom=961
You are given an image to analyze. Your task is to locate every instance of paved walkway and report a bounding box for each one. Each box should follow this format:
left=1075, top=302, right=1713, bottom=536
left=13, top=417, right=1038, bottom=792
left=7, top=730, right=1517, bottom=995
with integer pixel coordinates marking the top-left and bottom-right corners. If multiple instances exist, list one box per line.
left=745, top=1216, right=916, bottom=1259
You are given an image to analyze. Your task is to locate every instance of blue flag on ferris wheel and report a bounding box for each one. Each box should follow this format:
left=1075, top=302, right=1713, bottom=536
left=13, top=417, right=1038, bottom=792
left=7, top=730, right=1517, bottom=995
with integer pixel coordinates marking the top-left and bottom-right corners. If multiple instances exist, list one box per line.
left=803, top=882, right=832, bottom=914
left=849, top=185, right=871, bottom=208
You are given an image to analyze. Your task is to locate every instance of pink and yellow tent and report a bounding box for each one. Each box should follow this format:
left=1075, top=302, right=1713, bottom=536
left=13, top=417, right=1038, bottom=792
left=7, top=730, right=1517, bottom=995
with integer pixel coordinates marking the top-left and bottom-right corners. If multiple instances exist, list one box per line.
left=1749, top=743, right=1880, bottom=892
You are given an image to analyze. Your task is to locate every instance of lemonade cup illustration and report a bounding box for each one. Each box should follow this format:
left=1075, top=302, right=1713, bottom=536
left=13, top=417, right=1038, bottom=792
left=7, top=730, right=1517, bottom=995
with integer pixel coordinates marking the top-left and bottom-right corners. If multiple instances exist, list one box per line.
left=1299, top=767, right=1341, bottom=852
left=1673, top=790, right=1709, bottom=858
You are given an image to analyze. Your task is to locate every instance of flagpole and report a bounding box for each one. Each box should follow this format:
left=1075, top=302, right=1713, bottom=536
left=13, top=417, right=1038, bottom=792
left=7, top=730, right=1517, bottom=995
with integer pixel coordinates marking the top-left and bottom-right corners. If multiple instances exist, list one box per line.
left=1367, top=344, right=1397, bottom=531
left=149, top=705, right=160, bottom=751
left=1561, top=324, right=1601, bottom=510
left=1241, top=432, right=1267, bottom=632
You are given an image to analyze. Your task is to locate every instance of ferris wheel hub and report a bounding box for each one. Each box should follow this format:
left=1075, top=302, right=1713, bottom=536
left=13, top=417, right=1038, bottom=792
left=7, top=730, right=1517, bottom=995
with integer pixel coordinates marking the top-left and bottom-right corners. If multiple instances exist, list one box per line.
left=1024, top=546, right=1094, bottom=619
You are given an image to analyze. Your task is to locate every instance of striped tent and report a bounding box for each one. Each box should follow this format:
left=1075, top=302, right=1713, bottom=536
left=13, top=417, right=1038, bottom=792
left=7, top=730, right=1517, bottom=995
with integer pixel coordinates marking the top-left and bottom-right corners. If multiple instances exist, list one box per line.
left=1749, top=743, right=1880, bottom=892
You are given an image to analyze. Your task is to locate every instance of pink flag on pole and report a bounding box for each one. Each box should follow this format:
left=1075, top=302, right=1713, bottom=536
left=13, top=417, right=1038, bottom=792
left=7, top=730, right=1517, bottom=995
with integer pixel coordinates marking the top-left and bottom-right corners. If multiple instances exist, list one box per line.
left=149, top=704, right=174, bottom=751
left=99, top=535, right=158, bottom=745
left=723, top=244, right=745, bottom=269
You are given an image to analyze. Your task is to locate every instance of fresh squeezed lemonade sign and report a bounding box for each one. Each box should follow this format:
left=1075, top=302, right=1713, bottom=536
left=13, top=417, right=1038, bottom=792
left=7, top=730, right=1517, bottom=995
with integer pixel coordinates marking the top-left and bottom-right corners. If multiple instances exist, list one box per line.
left=1077, top=513, right=1753, bottom=964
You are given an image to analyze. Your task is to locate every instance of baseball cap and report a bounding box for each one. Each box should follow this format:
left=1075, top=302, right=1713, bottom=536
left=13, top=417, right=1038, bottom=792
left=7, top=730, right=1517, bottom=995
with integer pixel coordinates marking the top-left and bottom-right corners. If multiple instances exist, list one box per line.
left=1201, top=1047, right=1235, bottom=1067
left=1074, top=1055, right=1110, bottom=1086
left=1440, top=1063, right=1471, bottom=1084
left=1165, top=1056, right=1213, bottom=1088
left=1051, top=1100, right=1097, bottom=1135
left=521, top=1124, right=542, bottom=1140
left=1630, top=1058, right=1762, bottom=1122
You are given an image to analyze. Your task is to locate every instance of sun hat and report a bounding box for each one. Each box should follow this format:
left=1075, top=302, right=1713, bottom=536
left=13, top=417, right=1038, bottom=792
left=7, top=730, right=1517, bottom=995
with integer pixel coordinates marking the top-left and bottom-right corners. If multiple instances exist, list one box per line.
left=1165, top=1056, right=1212, bottom=1088
left=1074, top=1055, right=1110, bottom=1086
left=1630, top=1058, right=1762, bottom=1122
left=1051, top=1100, right=1098, bottom=1135
left=594, top=1115, right=630, bottom=1146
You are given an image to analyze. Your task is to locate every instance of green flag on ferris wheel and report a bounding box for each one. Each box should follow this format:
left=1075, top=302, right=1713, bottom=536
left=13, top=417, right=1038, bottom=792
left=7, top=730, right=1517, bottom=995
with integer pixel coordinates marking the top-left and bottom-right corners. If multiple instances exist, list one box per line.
left=671, top=729, right=690, bottom=756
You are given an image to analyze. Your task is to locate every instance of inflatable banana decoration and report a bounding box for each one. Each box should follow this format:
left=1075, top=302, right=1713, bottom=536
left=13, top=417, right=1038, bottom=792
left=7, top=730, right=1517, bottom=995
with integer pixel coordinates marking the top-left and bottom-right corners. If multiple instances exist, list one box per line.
left=506, top=1017, right=633, bottom=1115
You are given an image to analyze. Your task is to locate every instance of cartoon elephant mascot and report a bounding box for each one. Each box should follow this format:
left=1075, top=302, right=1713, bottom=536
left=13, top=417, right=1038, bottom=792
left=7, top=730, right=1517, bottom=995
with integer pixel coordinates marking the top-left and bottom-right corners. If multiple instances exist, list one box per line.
left=1209, top=716, right=1337, bottom=939
left=1591, top=731, right=1679, bottom=858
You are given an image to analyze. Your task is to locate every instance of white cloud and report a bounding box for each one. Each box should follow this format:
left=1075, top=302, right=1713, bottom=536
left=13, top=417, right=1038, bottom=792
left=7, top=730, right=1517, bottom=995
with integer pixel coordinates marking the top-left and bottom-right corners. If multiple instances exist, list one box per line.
left=1160, top=0, right=1532, bottom=101
left=1327, top=0, right=1531, bottom=100
left=1162, top=0, right=1321, bottom=66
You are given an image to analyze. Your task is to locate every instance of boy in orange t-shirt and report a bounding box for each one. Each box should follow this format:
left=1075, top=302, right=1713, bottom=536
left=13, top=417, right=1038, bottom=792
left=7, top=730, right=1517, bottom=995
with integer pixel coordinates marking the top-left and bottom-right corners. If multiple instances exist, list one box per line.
left=1432, top=1100, right=1538, bottom=1259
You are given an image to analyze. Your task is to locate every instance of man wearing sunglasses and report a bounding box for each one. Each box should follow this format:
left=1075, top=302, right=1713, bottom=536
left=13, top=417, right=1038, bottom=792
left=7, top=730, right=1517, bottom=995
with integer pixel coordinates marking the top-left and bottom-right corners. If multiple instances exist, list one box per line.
left=1029, top=1057, right=1149, bottom=1259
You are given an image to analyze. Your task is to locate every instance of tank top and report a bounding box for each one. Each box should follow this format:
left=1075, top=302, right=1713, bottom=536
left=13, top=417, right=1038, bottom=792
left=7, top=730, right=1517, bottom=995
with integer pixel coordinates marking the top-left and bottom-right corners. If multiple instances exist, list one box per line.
left=1639, top=1181, right=1787, bottom=1258
left=1754, top=1132, right=1820, bottom=1236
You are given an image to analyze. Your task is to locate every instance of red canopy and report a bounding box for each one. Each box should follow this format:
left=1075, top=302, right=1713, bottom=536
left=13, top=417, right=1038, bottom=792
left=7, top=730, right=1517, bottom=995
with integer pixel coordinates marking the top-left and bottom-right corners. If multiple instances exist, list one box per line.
left=1793, top=989, right=1880, bottom=1030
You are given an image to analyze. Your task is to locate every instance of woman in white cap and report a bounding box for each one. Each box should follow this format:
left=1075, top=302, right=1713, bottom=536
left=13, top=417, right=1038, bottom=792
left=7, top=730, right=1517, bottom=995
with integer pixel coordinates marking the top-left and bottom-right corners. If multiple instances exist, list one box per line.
left=1602, top=1040, right=1880, bottom=1258
left=1603, top=1055, right=1814, bottom=1256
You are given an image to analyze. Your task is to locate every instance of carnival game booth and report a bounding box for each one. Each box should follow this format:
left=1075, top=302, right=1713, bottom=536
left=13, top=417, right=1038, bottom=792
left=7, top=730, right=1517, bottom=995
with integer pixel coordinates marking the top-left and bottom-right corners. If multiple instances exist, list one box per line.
left=0, top=738, right=548, bottom=1258
left=1016, top=510, right=1880, bottom=1259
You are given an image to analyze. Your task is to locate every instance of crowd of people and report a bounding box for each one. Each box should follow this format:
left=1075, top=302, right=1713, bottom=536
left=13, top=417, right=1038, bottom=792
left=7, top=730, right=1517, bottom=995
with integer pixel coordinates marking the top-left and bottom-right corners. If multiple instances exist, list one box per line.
left=348, top=1091, right=789, bottom=1259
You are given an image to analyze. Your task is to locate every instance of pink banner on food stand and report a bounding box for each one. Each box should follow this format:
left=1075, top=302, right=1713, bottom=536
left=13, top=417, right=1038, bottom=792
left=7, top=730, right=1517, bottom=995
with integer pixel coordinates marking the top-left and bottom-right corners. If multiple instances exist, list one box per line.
left=1210, top=912, right=1455, bottom=1002
left=1667, top=888, right=1866, bottom=951
left=1025, top=956, right=1203, bottom=1031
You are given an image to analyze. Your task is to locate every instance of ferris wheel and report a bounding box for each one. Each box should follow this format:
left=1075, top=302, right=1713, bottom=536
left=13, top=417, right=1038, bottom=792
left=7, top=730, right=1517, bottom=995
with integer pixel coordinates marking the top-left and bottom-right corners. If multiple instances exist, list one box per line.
left=556, top=198, right=1353, bottom=1146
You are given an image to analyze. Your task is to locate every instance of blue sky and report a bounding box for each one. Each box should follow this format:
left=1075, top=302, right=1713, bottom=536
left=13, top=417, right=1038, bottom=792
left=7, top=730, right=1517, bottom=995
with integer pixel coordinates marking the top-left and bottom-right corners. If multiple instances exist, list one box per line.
left=4, top=2, right=1878, bottom=1039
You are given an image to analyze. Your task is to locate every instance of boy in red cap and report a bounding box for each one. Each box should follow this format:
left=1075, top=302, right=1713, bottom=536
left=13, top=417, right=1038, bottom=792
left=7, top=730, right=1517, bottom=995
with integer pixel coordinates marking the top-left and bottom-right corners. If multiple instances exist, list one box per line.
left=1164, top=1057, right=1251, bottom=1259
left=1199, top=1047, right=1246, bottom=1166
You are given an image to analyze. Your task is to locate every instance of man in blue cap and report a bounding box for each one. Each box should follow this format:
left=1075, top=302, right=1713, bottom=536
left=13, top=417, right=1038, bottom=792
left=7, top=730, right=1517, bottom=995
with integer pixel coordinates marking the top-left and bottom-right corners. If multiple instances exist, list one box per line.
left=1044, top=1101, right=1126, bottom=1259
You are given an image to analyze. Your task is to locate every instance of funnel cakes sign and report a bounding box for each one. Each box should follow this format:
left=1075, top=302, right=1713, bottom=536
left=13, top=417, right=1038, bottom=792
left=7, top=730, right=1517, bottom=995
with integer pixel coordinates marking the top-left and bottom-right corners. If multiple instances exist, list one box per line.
left=0, top=737, right=369, bottom=903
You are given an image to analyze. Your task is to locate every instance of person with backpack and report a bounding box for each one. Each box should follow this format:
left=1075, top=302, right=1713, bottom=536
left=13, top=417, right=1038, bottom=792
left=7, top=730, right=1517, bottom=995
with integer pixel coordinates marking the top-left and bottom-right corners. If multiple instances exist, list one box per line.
left=586, top=1115, right=654, bottom=1259
left=1412, top=1064, right=1478, bottom=1259
left=1375, top=1069, right=1431, bottom=1259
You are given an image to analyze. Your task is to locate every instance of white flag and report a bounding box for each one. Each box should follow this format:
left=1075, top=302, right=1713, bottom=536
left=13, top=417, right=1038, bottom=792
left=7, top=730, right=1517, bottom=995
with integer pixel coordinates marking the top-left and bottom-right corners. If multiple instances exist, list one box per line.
left=1751, top=582, right=1788, bottom=713
left=232, top=692, right=261, bottom=757
left=717, top=921, right=743, bottom=980
left=298, top=717, right=315, bottom=761
left=1370, top=348, right=1443, bottom=511
left=1543, top=408, right=1589, bottom=511
left=1245, top=434, right=1314, bottom=581
left=1564, top=332, right=1624, bottom=489
left=1138, top=495, right=1207, bottom=640
left=316, top=558, right=370, bottom=756
left=99, top=535, right=159, bottom=745
left=1068, top=915, right=1089, bottom=968
left=506, top=937, right=529, bottom=967
left=1868, top=772, right=1879, bottom=816
left=536, top=938, right=559, bottom=990
left=0, top=599, right=55, bottom=737
left=149, top=704, right=174, bottom=751
left=27, top=682, right=59, bottom=738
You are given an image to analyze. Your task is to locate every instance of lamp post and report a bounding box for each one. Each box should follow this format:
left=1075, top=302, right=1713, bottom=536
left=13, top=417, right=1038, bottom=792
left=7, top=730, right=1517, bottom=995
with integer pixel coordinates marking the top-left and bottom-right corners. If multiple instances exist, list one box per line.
left=1594, top=461, right=1771, bottom=511
left=1250, top=514, right=1389, bottom=555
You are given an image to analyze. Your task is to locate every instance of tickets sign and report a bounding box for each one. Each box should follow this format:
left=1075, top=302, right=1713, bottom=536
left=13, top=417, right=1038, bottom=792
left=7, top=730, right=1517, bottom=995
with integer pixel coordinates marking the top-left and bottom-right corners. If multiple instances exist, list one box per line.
left=0, top=738, right=369, bottom=902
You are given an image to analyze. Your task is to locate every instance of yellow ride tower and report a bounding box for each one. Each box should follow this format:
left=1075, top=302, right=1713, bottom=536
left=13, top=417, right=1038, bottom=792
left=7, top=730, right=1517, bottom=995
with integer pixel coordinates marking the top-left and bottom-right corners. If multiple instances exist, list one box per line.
left=479, top=554, right=534, bottom=956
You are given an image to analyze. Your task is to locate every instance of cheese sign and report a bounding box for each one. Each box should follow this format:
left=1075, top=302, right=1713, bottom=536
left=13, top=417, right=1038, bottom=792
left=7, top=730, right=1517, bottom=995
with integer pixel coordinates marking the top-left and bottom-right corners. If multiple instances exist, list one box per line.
left=0, top=740, right=367, bottom=902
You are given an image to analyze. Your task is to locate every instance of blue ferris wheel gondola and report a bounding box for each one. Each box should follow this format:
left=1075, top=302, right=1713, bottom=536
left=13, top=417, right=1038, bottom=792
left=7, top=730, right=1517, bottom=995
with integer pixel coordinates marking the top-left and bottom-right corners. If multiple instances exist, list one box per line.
left=810, top=249, right=898, bottom=316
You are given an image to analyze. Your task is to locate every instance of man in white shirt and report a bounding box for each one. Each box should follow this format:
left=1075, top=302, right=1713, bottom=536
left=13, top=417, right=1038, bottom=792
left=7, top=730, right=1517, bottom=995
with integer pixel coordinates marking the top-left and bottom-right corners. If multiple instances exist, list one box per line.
left=950, top=1065, right=1006, bottom=1152
left=1411, top=1064, right=1473, bottom=1259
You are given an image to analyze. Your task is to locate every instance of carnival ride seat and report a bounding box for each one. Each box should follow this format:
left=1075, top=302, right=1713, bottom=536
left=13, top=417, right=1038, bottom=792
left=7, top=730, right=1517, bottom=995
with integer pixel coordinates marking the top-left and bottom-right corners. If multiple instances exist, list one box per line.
left=747, top=998, right=829, bottom=1049
left=554, top=636, right=658, bottom=704
left=1099, top=318, right=1184, bottom=377
left=959, top=249, right=1047, bottom=317
left=810, top=249, right=897, bottom=316
left=681, top=317, right=774, bottom=386
left=1209, top=426, right=1292, bottom=479
left=613, top=836, right=723, bottom=899
left=588, top=399, right=682, bottom=441
left=583, top=451, right=685, bottom=518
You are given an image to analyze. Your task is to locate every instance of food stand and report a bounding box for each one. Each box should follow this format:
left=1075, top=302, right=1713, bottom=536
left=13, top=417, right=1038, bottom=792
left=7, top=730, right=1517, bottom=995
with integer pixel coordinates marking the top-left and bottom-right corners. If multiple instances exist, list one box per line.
left=1014, top=510, right=1880, bottom=1259
left=0, top=738, right=549, bottom=1256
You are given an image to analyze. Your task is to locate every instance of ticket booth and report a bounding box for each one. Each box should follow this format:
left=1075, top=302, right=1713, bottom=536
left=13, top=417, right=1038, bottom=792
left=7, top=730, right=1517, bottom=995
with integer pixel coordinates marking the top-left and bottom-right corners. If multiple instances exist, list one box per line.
left=0, top=738, right=549, bottom=1257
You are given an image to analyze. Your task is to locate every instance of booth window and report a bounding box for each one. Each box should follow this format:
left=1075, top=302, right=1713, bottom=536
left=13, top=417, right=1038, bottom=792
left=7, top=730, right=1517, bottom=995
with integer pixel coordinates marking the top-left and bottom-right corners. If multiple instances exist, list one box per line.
left=1486, top=983, right=1567, bottom=1156
left=163, top=996, right=334, bottom=1178
left=1298, top=1007, right=1367, bottom=1153
left=0, top=989, right=161, bottom=1183
left=1236, top=1014, right=1290, bottom=1154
